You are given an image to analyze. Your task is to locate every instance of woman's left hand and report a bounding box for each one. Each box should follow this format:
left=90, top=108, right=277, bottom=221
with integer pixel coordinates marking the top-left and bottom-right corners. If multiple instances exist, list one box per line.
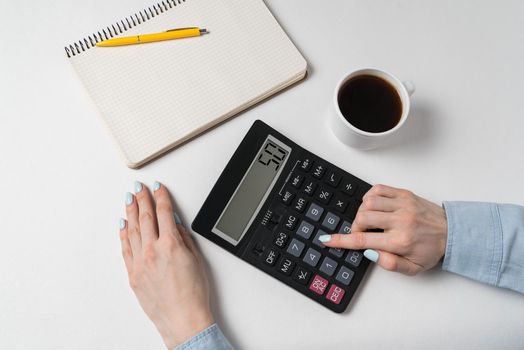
left=119, top=181, right=214, bottom=349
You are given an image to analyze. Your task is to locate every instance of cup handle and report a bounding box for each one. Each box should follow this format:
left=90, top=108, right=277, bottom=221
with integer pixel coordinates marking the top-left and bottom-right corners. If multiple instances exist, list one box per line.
left=402, top=81, right=416, bottom=96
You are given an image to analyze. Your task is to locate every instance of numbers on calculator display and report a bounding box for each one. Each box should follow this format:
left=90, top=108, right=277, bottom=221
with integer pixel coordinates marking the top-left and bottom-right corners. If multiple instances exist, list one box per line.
left=258, top=141, right=287, bottom=170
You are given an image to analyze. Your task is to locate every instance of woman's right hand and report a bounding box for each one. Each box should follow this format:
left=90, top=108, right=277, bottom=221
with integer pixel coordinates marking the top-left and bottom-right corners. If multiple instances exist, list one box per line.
left=119, top=181, right=214, bottom=349
left=320, top=184, right=448, bottom=276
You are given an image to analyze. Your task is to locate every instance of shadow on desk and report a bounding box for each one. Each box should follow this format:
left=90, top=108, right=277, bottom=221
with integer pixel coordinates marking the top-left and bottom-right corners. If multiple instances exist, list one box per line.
left=378, top=101, right=441, bottom=154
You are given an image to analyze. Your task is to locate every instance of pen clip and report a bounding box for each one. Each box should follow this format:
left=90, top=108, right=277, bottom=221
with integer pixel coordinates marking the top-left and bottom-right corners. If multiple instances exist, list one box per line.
left=166, top=27, right=208, bottom=34
left=166, top=27, right=198, bottom=32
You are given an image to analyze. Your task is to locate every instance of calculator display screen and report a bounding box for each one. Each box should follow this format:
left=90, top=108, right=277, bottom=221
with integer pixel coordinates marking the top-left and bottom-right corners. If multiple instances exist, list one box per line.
left=212, top=135, right=291, bottom=245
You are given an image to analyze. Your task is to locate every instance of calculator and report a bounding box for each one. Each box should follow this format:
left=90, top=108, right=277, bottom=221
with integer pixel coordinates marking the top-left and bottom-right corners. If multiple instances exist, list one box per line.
left=192, top=120, right=372, bottom=313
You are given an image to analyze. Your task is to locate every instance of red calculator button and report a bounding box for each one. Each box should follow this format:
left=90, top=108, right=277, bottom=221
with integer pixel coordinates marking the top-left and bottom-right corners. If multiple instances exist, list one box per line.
left=309, top=274, right=328, bottom=295
left=326, top=284, right=345, bottom=305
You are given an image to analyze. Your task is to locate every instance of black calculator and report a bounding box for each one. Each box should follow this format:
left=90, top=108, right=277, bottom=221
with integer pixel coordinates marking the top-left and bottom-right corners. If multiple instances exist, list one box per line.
left=192, top=120, right=372, bottom=313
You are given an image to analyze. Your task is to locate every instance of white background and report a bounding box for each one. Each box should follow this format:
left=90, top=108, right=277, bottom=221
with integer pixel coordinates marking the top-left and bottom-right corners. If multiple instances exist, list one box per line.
left=1, top=0, right=523, bottom=349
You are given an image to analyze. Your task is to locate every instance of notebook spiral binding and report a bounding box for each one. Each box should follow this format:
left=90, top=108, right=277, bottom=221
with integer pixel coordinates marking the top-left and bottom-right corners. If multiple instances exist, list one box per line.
left=64, top=0, right=187, bottom=58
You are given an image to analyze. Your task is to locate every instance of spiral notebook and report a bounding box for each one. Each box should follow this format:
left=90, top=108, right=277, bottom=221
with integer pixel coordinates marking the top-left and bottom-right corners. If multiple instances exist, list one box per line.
left=66, top=0, right=307, bottom=168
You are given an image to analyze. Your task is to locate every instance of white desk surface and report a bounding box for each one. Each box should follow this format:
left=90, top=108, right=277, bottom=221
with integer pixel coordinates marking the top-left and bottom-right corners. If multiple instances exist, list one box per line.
left=1, top=1, right=523, bottom=349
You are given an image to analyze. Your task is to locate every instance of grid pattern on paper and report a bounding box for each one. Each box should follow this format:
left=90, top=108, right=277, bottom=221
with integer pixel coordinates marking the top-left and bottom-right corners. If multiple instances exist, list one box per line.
left=70, top=0, right=307, bottom=166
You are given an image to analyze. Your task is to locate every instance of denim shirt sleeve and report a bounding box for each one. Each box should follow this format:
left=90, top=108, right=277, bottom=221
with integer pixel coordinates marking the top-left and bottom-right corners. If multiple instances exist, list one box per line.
left=174, top=323, right=233, bottom=350
left=442, top=201, right=524, bottom=294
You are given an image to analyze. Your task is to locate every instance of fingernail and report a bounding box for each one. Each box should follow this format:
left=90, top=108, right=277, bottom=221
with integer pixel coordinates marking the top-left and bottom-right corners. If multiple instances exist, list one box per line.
left=119, top=218, right=126, bottom=230
left=364, top=249, right=379, bottom=262
left=174, top=212, right=182, bottom=225
left=134, top=181, right=143, bottom=193
left=153, top=181, right=161, bottom=191
left=125, top=192, right=134, bottom=206
left=318, top=234, right=331, bottom=243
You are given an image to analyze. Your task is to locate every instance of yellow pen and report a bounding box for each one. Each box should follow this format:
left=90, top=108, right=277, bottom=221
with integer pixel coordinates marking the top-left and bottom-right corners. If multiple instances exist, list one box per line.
left=96, top=27, right=208, bottom=47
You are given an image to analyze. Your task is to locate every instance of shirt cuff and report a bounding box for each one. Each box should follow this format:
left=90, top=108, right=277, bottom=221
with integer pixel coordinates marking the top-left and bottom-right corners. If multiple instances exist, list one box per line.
left=174, top=323, right=233, bottom=350
left=442, top=201, right=503, bottom=286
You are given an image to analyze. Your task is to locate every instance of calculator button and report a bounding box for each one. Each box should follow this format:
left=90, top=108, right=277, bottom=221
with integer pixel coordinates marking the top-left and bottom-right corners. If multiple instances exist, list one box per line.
left=332, top=193, right=349, bottom=213
left=303, top=247, right=321, bottom=267
left=345, top=250, right=363, bottom=267
left=290, top=173, right=304, bottom=188
left=305, top=203, right=324, bottom=222
left=309, top=274, right=329, bottom=295
left=319, top=257, right=338, bottom=276
left=303, top=180, right=317, bottom=196
left=296, top=220, right=315, bottom=240
left=293, top=266, right=312, bottom=285
left=329, top=247, right=345, bottom=258
left=313, top=229, right=328, bottom=248
left=284, top=214, right=298, bottom=231
left=277, top=257, right=296, bottom=276
left=336, top=266, right=355, bottom=286
left=321, top=212, right=340, bottom=231
left=341, top=179, right=358, bottom=196
left=312, top=164, right=326, bottom=179
left=299, top=158, right=313, bottom=172
left=286, top=238, right=305, bottom=258
left=324, top=171, right=341, bottom=187
left=281, top=188, right=295, bottom=205
left=339, top=221, right=352, bottom=234
left=315, top=186, right=332, bottom=204
left=263, top=248, right=279, bottom=266
left=273, top=231, right=289, bottom=249
left=326, top=284, right=345, bottom=304
left=292, top=196, right=308, bottom=213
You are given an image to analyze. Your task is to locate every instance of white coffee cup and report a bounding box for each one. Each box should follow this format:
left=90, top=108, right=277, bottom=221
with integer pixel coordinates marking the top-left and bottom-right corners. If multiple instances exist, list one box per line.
left=329, top=68, right=415, bottom=150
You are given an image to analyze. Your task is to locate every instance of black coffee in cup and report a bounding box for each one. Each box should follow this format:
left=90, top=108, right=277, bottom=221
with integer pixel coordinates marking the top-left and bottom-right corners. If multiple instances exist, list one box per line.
left=337, top=74, right=402, bottom=133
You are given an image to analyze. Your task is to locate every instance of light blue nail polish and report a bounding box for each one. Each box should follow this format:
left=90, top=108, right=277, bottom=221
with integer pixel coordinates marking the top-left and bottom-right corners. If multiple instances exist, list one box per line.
left=318, top=234, right=332, bottom=243
left=125, top=192, right=134, bottom=206
left=134, top=181, right=143, bottom=193
left=153, top=181, right=161, bottom=191
left=364, top=249, right=379, bottom=262
left=174, top=212, right=182, bottom=225
left=119, top=218, right=126, bottom=230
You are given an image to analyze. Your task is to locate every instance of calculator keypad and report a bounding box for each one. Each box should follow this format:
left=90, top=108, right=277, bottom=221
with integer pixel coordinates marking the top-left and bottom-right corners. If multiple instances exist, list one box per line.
left=193, top=122, right=372, bottom=314
left=255, top=152, right=369, bottom=310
